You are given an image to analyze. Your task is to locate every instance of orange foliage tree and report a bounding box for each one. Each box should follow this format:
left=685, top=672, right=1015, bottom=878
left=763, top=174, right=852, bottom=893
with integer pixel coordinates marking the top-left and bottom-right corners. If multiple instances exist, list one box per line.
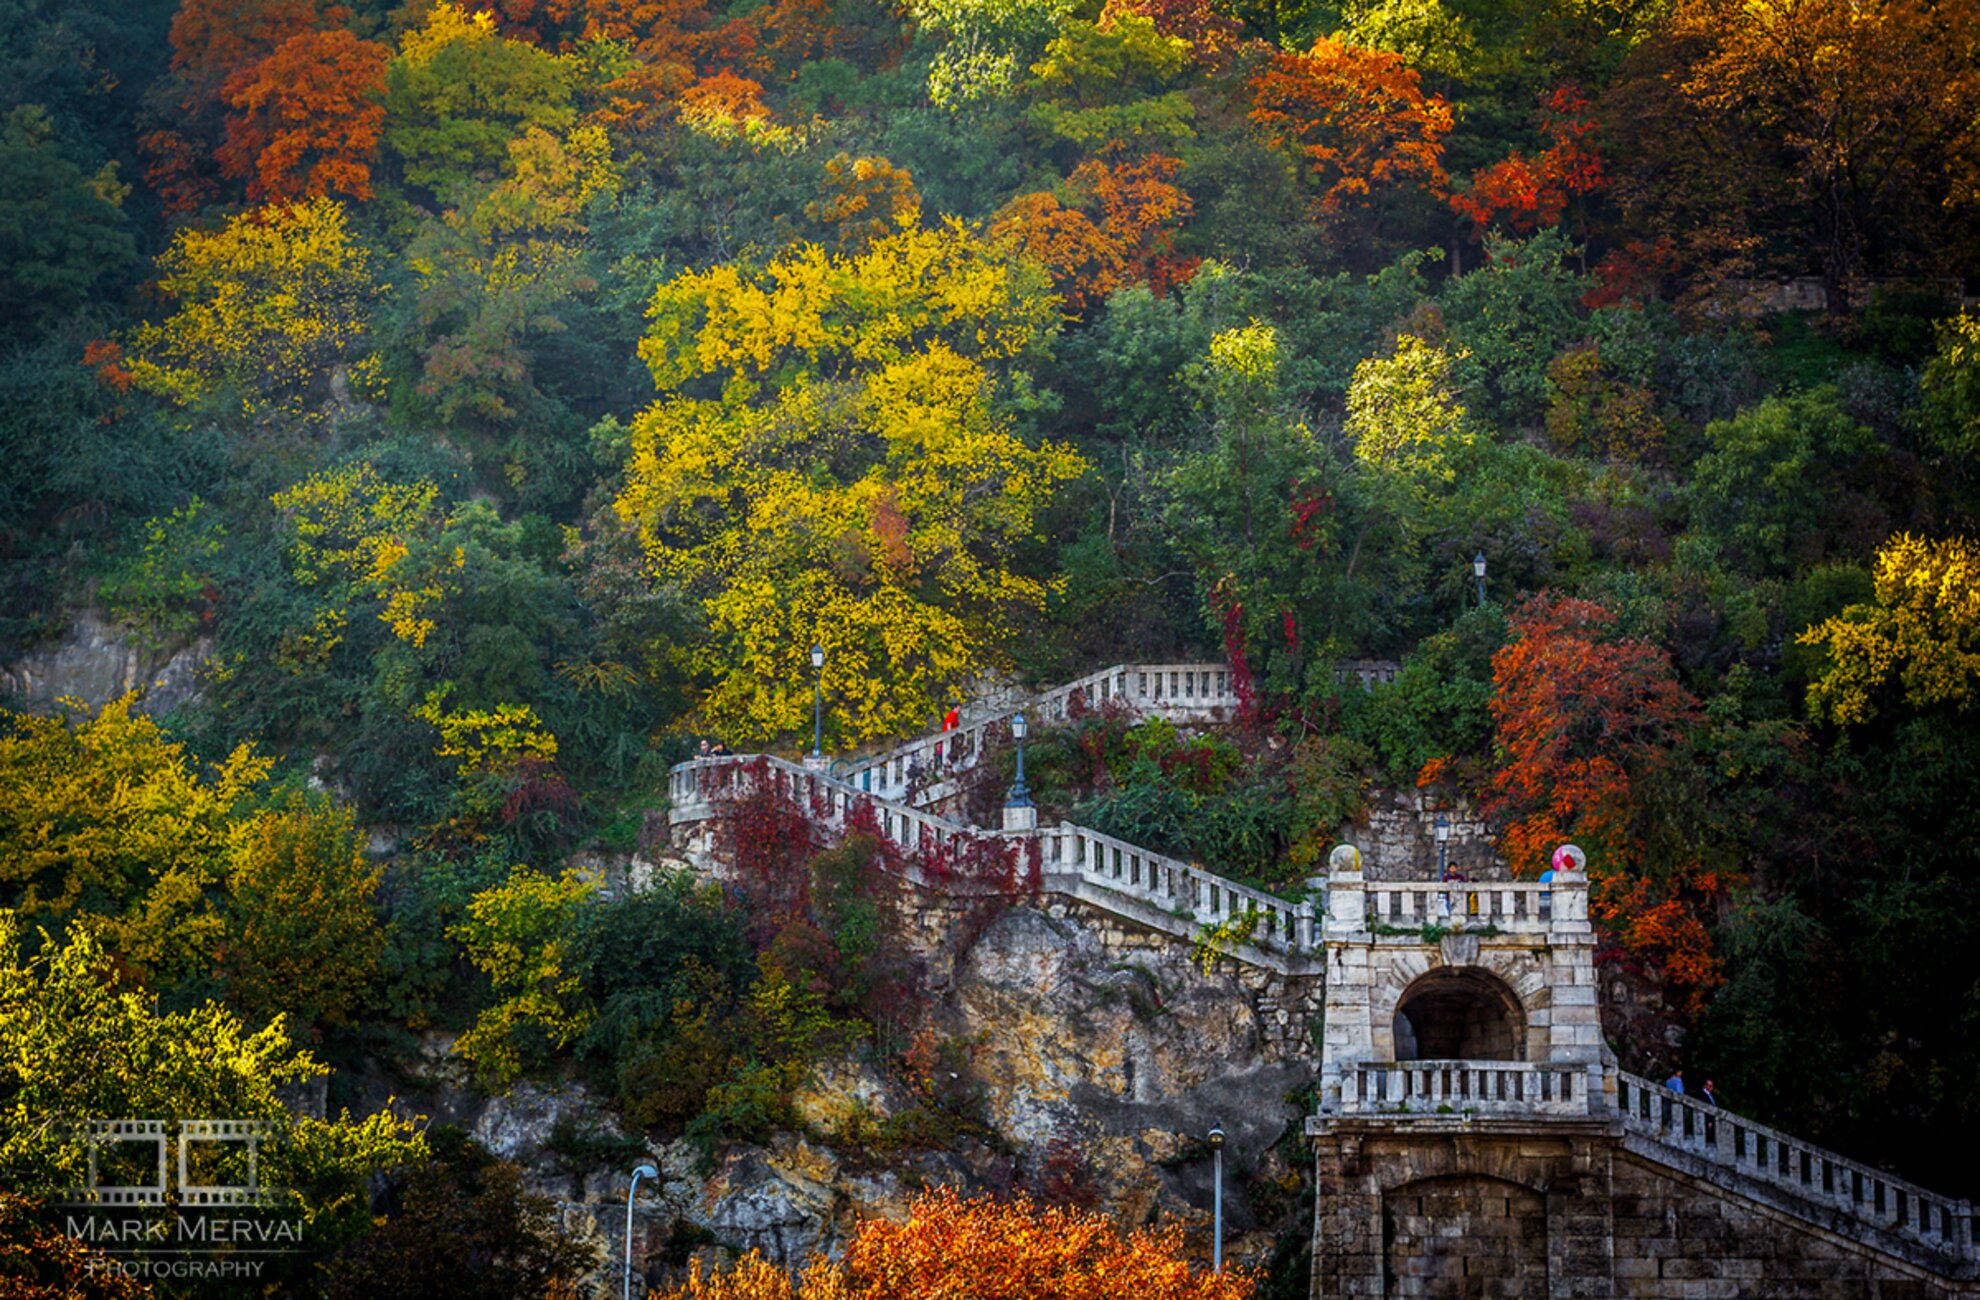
left=993, top=155, right=1194, bottom=313
left=219, top=29, right=392, bottom=201
left=1247, top=36, right=1451, bottom=218
left=1102, top=0, right=1244, bottom=62
left=1482, top=594, right=1729, bottom=1009
left=144, top=0, right=329, bottom=209
left=664, top=1188, right=1254, bottom=1299
left=1451, top=85, right=1605, bottom=236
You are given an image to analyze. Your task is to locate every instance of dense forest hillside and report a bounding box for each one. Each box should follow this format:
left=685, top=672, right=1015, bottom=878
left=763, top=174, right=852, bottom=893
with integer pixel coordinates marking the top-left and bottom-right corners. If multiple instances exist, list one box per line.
left=4, top=0, right=1980, bottom=1292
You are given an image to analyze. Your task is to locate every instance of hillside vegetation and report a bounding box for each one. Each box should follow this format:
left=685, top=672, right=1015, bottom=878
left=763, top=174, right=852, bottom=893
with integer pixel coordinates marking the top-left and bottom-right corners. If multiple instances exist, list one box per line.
left=4, top=0, right=1980, bottom=1288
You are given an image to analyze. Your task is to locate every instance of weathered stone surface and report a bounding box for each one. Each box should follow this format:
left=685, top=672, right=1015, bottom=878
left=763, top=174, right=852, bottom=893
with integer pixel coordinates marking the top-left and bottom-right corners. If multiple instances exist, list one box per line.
left=0, top=610, right=211, bottom=715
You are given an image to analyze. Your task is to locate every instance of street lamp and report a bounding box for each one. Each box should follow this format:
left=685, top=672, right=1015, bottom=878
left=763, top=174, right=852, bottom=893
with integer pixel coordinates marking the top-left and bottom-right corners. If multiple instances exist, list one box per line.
left=625, top=1163, right=659, bottom=1300
left=1435, top=813, right=1450, bottom=879
left=809, top=643, right=825, bottom=762
left=1472, top=551, right=1487, bottom=608
left=1008, top=712, right=1032, bottom=807
left=1207, top=1125, right=1226, bottom=1273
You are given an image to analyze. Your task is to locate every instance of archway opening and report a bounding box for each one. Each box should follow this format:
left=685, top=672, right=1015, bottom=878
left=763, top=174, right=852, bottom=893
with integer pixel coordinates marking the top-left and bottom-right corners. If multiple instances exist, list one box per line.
left=1392, top=967, right=1525, bottom=1061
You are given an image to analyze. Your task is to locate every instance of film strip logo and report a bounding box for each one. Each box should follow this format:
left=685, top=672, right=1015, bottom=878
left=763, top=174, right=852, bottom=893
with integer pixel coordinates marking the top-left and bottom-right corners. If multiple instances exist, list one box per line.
left=57, top=1119, right=284, bottom=1208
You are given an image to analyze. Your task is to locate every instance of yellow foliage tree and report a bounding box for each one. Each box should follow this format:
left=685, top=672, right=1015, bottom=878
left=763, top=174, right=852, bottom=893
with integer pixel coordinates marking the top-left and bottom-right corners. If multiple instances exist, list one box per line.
left=449, top=869, right=597, bottom=1085
left=618, top=226, right=1086, bottom=744
left=127, top=197, right=381, bottom=420
left=272, top=463, right=448, bottom=647
left=1800, top=533, right=1980, bottom=725
left=1344, top=333, right=1473, bottom=479
left=0, top=697, right=269, bottom=982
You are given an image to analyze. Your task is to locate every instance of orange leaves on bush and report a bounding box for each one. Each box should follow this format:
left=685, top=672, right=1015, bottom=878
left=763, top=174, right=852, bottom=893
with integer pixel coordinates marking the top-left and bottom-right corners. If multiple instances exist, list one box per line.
left=1451, top=85, right=1605, bottom=235
left=219, top=29, right=391, bottom=202
left=167, top=0, right=324, bottom=102
left=1247, top=36, right=1451, bottom=216
left=665, top=1188, right=1254, bottom=1300
left=993, top=154, right=1194, bottom=313
left=82, top=340, right=134, bottom=394
left=806, top=155, right=922, bottom=249
left=679, top=71, right=773, bottom=127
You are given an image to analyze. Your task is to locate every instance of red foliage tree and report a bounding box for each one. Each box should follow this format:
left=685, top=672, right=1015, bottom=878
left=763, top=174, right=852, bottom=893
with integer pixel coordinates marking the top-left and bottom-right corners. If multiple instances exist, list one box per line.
left=1247, top=36, right=1452, bottom=218
left=218, top=29, right=391, bottom=202
left=1451, top=85, right=1606, bottom=236
left=1483, top=594, right=1729, bottom=1009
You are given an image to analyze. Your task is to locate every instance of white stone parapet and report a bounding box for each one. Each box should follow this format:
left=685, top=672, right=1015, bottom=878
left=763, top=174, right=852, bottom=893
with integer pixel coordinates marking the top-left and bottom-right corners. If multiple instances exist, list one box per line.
left=1338, top=1060, right=1599, bottom=1118
left=832, top=661, right=1240, bottom=808
left=1614, top=1070, right=1977, bottom=1265
left=667, top=753, right=1316, bottom=967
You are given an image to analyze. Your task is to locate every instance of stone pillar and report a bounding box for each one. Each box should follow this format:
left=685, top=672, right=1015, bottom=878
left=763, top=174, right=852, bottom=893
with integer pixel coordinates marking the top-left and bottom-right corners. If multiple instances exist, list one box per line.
left=1545, top=869, right=1603, bottom=1066
left=1001, top=802, right=1038, bottom=832
left=1546, top=1135, right=1616, bottom=1298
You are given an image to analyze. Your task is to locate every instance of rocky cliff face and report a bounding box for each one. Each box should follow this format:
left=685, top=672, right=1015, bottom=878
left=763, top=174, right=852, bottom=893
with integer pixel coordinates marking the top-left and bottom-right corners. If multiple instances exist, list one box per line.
left=0, top=610, right=210, bottom=716
left=402, top=899, right=1319, bottom=1294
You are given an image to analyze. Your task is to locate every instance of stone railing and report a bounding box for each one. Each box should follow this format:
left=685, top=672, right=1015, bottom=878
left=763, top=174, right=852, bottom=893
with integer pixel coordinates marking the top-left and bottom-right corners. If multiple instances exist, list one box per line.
left=1615, top=1071, right=1977, bottom=1265
left=1357, top=878, right=1575, bottom=937
left=1339, top=1060, right=1596, bottom=1117
left=1038, top=822, right=1313, bottom=953
left=668, top=754, right=1316, bottom=965
left=834, top=662, right=1240, bottom=808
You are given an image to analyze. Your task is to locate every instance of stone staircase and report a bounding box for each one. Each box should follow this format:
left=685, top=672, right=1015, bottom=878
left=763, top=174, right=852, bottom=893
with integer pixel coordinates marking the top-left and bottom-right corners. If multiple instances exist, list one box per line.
left=1611, top=1070, right=1977, bottom=1274
left=829, top=662, right=1242, bottom=810
left=666, top=661, right=1317, bottom=974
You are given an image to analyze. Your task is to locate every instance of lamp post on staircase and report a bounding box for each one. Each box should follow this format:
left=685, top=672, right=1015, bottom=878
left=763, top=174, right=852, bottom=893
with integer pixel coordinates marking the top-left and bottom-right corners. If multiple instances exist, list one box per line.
left=1003, top=711, right=1036, bottom=831
left=806, top=642, right=826, bottom=770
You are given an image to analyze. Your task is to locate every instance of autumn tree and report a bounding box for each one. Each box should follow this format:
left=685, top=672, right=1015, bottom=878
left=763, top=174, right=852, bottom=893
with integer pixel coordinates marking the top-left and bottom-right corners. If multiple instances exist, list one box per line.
left=1484, top=594, right=1726, bottom=1006
left=126, top=197, right=381, bottom=420
left=383, top=1, right=577, bottom=197
left=1612, top=0, right=1980, bottom=288
left=0, top=697, right=270, bottom=983
left=1800, top=534, right=1980, bottom=727
left=804, top=154, right=922, bottom=250
left=1247, top=35, right=1451, bottom=224
left=1024, top=13, right=1196, bottom=156
left=617, top=224, right=1085, bottom=743
left=220, top=792, right=384, bottom=1032
left=218, top=28, right=391, bottom=202
left=141, top=0, right=322, bottom=209
left=993, top=155, right=1194, bottom=313
left=1451, top=85, right=1605, bottom=238
left=1344, top=332, right=1472, bottom=480
left=667, top=1187, right=1255, bottom=1299
left=450, top=868, right=598, bottom=1085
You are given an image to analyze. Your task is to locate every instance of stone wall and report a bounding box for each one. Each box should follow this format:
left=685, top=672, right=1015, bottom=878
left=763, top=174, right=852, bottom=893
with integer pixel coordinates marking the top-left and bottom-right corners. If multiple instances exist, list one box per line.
left=1307, top=1119, right=1980, bottom=1298
left=1349, top=790, right=1501, bottom=881
left=0, top=610, right=210, bottom=716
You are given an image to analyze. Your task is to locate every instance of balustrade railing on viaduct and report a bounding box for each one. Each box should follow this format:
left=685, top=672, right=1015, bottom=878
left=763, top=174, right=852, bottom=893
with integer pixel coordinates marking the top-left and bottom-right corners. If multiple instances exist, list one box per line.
left=667, top=753, right=1317, bottom=971
left=835, top=662, right=1240, bottom=808
left=1613, top=1071, right=1976, bottom=1266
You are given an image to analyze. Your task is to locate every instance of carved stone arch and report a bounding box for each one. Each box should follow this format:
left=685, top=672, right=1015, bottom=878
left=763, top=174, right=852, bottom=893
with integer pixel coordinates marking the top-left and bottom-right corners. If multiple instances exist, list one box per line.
left=1388, top=965, right=1528, bottom=1061
left=1369, top=946, right=1555, bottom=1062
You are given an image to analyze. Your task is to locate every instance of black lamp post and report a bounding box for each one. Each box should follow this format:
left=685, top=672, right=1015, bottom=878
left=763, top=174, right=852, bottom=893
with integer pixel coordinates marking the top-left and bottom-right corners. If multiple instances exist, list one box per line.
left=1435, top=813, right=1450, bottom=879
left=1207, top=1125, right=1226, bottom=1273
left=1008, top=711, right=1032, bottom=807
left=1473, top=551, right=1487, bottom=607
left=809, top=643, right=825, bottom=761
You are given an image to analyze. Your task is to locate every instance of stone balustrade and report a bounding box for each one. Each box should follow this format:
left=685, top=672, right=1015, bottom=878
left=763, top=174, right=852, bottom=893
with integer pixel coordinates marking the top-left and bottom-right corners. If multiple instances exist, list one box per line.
left=1038, top=821, right=1313, bottom=953
left=668, top=753, right=1314, bottom=960
left=1355, top=878, right=1581, bottom=936
left=1340, top=1060, right=1596, bottom=1117
left=1615, top=1071, right=1977, bottom=1264
left=834, top=661, right=1240, bottom=807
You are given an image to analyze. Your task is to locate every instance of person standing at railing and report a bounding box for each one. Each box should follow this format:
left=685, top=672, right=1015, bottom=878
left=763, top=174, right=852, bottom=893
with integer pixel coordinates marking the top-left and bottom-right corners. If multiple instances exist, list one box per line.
left=938, top=705, right=959, bottom=766
left=1662, top=1068, right=1683, bottom=1130
left=1700, top=1078, right=1718, bottom=1145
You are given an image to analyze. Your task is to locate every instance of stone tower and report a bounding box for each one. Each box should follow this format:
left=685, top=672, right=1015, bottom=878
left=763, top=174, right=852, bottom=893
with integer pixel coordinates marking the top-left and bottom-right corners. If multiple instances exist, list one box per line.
left=1305, top=843, right=1978, bottom=1297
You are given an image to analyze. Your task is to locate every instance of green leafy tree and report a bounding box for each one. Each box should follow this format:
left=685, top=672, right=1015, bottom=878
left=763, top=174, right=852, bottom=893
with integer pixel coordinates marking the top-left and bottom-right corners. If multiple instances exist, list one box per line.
left=383, top=1, right=577, bottom=199
left=450, top=868, right=598, bottom=1086
left=0, top=106, right=134, bottom=335
left=1684, top=388, right=1887, bottom=580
